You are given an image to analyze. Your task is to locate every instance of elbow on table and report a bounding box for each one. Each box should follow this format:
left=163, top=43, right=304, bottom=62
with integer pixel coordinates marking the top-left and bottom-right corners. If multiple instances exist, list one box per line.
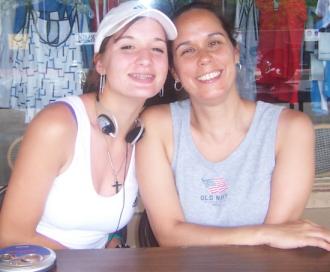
left=0, top=230, right=17, bottom=248
left=157, top=234, right=193, bottom=247
left=157, top=237, right=181, bottom=247
left=0, top=226, right=32, bottom=248
left=155, top=225, right=189, bottom=247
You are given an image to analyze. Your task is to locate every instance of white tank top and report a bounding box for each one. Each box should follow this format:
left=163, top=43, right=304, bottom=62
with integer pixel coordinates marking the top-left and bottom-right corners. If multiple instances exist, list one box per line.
left=36, top=96, right=138, bottom=249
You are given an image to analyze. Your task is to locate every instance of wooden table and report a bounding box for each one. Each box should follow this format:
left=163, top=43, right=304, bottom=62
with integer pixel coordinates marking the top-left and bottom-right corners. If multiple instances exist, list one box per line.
left=54, top=246, right=330, bottom=272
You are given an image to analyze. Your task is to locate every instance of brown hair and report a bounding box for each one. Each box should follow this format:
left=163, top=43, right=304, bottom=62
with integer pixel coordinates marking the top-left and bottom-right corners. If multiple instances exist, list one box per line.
left=82, top=35, right=111, bottom=94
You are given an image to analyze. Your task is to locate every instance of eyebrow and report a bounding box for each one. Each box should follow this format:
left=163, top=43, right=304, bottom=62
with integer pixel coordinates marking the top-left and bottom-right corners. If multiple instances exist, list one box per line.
left=114, top=35, right=167, bottom=44
left=175, top=32, right=225, bottom=51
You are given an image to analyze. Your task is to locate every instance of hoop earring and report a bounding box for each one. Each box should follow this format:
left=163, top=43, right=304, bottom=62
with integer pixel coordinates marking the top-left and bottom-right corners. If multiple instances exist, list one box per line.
left=236, top=63, right=242, bottom=70
left=99, top=74, right=106, bottom=94
left=174, top=80, right=183, bottom=92
left=159, top=86, right=164, bottom=97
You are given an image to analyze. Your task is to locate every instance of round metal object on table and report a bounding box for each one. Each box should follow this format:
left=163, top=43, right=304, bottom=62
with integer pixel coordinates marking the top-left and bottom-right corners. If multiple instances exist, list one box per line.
left=0, top=245, right=56, bottom=271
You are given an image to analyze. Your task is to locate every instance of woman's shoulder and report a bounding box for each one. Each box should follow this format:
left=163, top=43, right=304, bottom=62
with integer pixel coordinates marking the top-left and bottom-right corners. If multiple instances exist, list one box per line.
left=279, top=107, right=313, bottom=132
left=16, top=99, right=79, bottom=171
left=276, top=106, right=314, bottom=150
left=27, top=98, right=79, bottom=141
left=142, top=99, right=189, bottom=121
left=141, top=104, right=172, bottom=125
left=256, top=101, right=313, bottom=131
left=139, top=104, right=174, bottom=145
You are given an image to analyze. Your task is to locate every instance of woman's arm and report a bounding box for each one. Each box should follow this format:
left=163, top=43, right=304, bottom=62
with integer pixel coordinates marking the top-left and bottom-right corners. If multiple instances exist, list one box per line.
left=265, top=109, right=315, bottom=223
left=136, top=106, right=330, bottom=250
left=0, top=103, right=77, bottom=249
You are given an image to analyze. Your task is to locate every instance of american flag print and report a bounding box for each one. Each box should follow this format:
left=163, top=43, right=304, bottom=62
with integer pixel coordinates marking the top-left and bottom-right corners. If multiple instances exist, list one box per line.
left=207, top=177, right=228, bottom=195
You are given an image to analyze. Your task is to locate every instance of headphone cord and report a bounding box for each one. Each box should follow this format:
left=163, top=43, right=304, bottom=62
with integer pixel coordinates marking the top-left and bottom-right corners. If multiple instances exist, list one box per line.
left=107, top=144, right=129, bottom=247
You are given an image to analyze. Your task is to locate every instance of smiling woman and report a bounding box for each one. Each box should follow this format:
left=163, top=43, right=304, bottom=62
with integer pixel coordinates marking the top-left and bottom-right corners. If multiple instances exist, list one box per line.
left=0, top=0, right=177, bottom=250
left=136, top=2, right=330, bottom=251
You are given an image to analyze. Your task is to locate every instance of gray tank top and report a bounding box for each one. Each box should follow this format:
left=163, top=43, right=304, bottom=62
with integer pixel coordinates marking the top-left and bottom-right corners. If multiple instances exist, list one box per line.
left=170, top=100, right=284, bottom=227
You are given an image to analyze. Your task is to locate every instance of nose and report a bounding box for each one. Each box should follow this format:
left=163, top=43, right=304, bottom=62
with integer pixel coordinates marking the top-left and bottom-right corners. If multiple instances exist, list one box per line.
left=198, top=50, right=212, bottom=66
left=137, top=49, right=152, bottom=66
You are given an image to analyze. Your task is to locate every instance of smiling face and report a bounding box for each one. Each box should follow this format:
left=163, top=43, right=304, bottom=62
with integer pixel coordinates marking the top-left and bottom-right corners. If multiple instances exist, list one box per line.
left=171, top=9, right=239, bottom=103
left=95, top=17, right=169, bottom=100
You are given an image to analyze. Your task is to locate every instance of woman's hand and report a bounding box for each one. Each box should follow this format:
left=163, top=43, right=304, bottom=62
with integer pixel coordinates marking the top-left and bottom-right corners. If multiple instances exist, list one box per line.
left=264, top=220, right=330, bottom=251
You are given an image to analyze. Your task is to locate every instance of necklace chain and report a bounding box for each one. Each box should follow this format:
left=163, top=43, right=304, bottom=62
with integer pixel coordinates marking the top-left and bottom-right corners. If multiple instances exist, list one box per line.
left=106, top=144, right=128, bottom=193
left=107, top=149, right=126, bottom=178
left=95, top=96, right=129, bottom=193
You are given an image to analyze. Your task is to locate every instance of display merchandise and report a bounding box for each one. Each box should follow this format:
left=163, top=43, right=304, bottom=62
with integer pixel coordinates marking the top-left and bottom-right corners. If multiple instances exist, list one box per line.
left=0, top=0, right=329, bottom=118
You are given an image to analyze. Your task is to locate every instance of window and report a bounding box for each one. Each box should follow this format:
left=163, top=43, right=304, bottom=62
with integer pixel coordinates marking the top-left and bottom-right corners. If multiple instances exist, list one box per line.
left=1, top=0, right=329, bottom=206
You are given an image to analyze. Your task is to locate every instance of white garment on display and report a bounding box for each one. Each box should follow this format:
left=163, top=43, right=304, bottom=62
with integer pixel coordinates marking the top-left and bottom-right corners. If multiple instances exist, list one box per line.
left=318, top=80, right=329, bottom=113
left=10, top=3, right=89, bottom=122
left=234, top=0, right=259, bottom=101
left=94, top=0, right=100, bottom=27
left=0, top=6, right=15, bottom=108
left=316, top=0, right=330, bottom=17
left=316, top=0, right=330, bottom=27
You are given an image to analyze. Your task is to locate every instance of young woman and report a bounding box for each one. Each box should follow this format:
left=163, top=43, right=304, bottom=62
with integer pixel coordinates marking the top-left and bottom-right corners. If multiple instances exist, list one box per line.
left=0, top=0, right=177, bottom=249
left=137, top=2, right=330, bottom=250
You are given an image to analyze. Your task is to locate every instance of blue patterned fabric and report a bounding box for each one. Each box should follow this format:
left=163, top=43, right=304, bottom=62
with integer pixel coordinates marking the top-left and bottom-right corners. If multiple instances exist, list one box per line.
left=10, top=0, right=93, bottom=122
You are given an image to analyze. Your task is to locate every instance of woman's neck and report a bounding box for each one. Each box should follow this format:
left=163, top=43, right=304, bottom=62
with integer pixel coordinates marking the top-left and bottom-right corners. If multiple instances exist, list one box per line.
left=190, top=96, right=254, bottom=140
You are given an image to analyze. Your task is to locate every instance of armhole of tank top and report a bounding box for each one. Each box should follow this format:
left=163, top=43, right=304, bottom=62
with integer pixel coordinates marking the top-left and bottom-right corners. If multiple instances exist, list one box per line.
left=170, top=102, right=184, bottom=172
left=274, top=105, right=285, bottom=138
left=53, top=101, right=78, bottom=125
left=170, top=103, right=177, bottom=171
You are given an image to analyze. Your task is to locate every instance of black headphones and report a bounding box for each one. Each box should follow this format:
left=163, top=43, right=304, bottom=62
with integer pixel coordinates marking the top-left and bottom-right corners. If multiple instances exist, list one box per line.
left=97, top=114, right=144, bottom=145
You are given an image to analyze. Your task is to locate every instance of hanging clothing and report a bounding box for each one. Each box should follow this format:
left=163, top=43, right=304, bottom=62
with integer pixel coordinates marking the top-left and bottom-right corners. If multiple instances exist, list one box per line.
left=235, top=0, right=259, bottom=101
left=310, top=0, right=330, bottom=115
left=316, top=0, right=330, bottom=27
left=256, top=0, right=307, bottom=103
left=311, top=77, right=329, bottom=115
left=0, top=4, right=15, bottom=108
left=10, top=0, right=91, bottom=122
left=90, top=0, right=118, bottom=31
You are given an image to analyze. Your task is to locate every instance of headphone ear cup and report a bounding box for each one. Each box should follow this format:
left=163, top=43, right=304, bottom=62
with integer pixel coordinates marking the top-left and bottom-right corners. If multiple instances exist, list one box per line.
left=97, top=114, right=117, bottom=137
left=125, top=119, right=144, bottom=145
